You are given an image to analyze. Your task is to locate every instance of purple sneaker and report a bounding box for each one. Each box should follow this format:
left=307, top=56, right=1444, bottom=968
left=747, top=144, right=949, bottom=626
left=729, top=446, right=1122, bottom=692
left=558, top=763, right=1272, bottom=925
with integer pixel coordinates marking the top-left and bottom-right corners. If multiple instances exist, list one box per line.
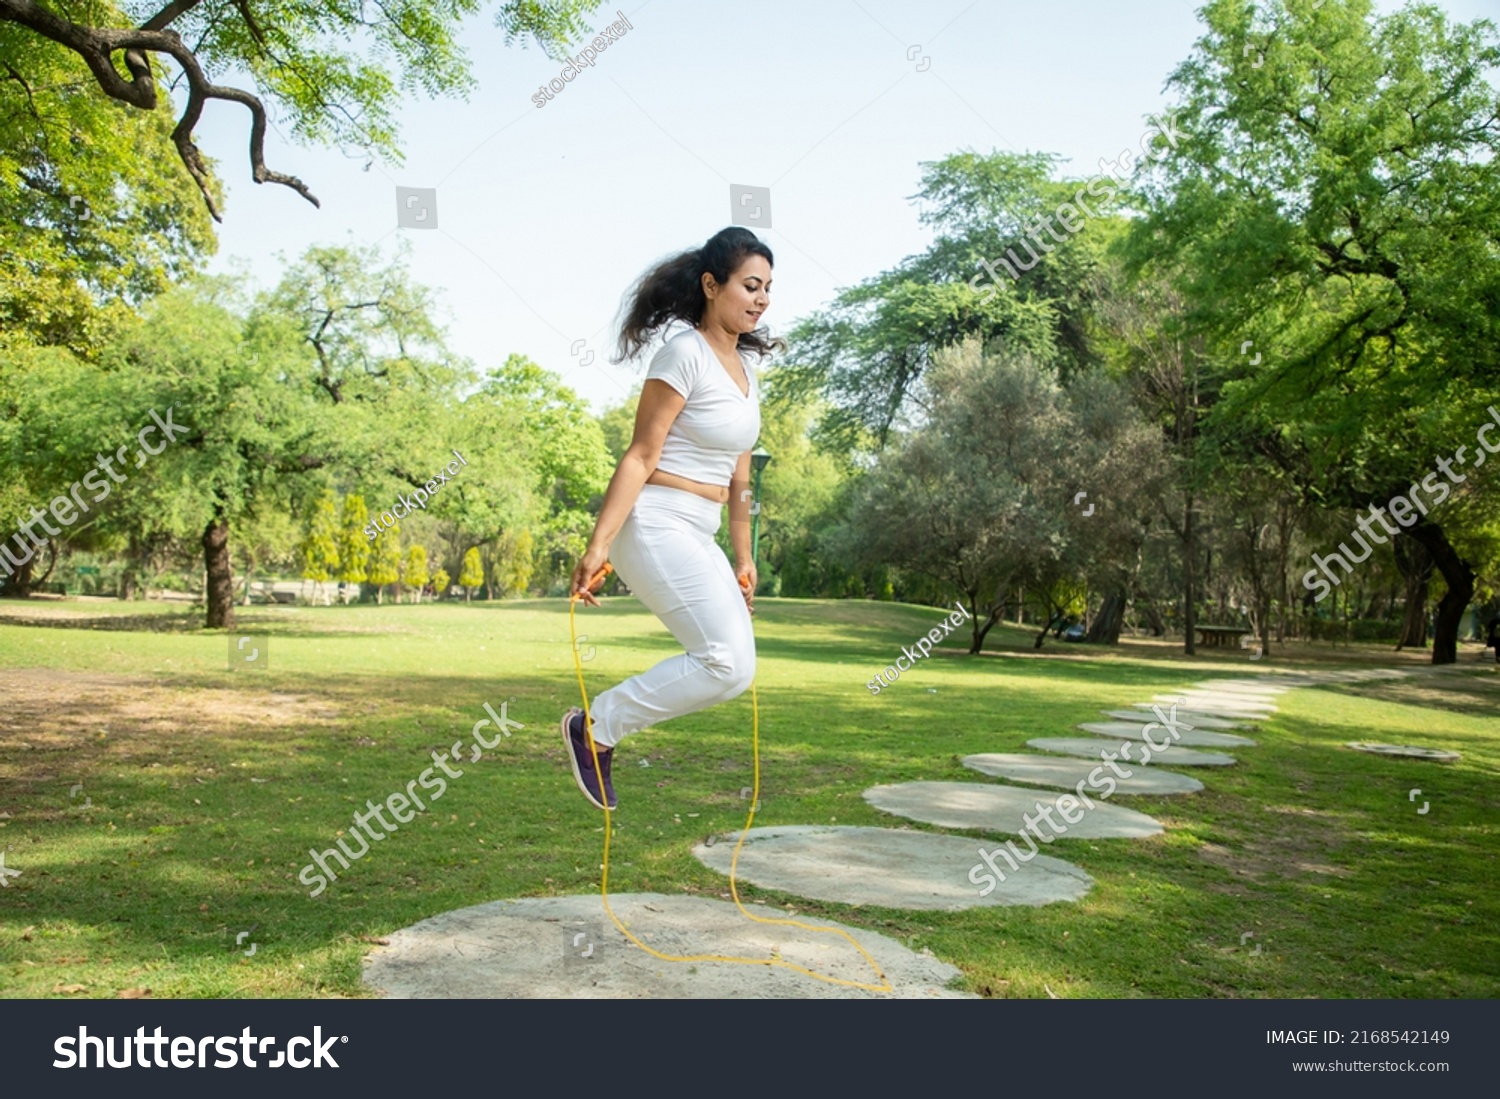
left=561, top=708, right=616, bottom=810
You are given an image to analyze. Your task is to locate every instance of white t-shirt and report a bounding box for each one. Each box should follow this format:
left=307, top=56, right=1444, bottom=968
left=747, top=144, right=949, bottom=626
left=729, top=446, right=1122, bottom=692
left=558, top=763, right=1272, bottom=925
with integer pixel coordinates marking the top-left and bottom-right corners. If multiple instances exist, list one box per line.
left=644, top=327, right=761, bottom=484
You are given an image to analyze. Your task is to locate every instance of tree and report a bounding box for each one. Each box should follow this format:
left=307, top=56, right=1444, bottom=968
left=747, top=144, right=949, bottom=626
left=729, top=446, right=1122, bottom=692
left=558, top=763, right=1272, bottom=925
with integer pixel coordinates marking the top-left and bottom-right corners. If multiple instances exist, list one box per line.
left=431, top=566, right=450, bottom=601
left=235, top=501, right=298, bottom=604
left=337, top=494, right=370, bottom=601
left=716, top=384, right=849, bottom=598
left=837, top=338, right=1166, bottom=652
left=299, top=490, right=339, bottom=605
left=597, top=386, right=640, bottom=463
left=781, top=148, right=1125, bottom=452
left=1131, top=0, right=1500, bottom=662
left=486, top=527, right=534, bottom=597
left=0, top=6, right=215, bottom=358
left=368, top=520, right=400, bottom=604
left=403, top=544, right=428, bottom=603
left=442, top=354, right=611, bottom=598
left=458, top=546, right=483, bottom=602
left=0, top=0, right=612, bottom=219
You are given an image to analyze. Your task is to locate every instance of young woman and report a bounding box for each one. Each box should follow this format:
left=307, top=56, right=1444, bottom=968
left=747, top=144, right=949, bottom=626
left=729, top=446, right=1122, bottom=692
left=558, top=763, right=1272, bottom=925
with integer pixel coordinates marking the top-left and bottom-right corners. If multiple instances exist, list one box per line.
left=562, top=226, right=780, bottom=810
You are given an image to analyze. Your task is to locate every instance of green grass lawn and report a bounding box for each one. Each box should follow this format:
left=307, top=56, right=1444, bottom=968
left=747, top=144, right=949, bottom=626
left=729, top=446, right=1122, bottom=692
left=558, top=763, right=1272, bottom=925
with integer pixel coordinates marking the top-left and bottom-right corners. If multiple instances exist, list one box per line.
left=1, top=595, right=1496, bottom=998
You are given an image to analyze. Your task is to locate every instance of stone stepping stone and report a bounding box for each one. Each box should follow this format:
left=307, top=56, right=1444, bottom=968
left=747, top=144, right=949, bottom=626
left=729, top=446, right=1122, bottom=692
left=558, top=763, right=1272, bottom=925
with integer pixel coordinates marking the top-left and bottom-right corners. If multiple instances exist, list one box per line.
left=1194, top=671, right=1290, bottom=689
left=1154, top=692, right=1278, bottom=711
left=362, top=892, right=970, bottom=998
left=1319, top=670, right=1408, bottom=682
left=1344, top=742, right=1461, bottom=763
left=1144, top=699, right=1273, bottom=720
left=1194, top=680, right=1289, bottom=695
left=962, top=753, right=1204, bottom=795
left=1028, top=737, right=1236, bottom=766
left=1078, top=721, right=1256, bottom=748
left=863, top=780, right=1162, bottom=839
left=692, top=825, right=1092, bottom=910
left=1103, top=710, right=1252, bottom=731
left=1182, top=686, right=1290, bottom=701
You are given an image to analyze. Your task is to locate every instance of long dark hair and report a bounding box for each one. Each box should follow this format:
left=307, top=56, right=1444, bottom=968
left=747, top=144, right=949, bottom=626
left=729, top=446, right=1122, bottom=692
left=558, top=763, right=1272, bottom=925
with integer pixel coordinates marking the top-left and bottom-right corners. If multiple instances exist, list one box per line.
left=613, top=227, right=785, bottom=363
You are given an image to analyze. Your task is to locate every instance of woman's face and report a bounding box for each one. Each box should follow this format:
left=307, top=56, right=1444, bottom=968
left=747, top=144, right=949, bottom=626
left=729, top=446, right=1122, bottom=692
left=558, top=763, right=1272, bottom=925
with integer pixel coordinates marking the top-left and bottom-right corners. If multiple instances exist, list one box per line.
left=704, top=255, right=772, bottom=333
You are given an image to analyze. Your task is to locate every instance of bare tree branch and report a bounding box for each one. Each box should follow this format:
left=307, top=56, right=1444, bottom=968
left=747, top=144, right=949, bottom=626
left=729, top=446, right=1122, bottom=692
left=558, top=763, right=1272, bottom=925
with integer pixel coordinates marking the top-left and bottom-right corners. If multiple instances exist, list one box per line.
left=0, top=0, right=320, bottom=220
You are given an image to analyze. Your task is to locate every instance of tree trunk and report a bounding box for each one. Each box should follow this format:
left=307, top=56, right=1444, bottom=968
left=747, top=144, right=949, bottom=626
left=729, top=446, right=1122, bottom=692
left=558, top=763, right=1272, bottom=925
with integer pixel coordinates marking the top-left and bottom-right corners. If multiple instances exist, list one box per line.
left=241, top=548, right=257, bottom=606
left=1403, top=522, right=1472, bottom=665
left=1034, top=603, right=1066, bottom=649
left=1393, top=535, right=1433, bottom=650
left=1182, top=493, right=1198, bottom=655
left=202, top=515, right=235, bottom=629
left=0, top=542, right=37, bottom=597
left=1085, top=590, right=1126, bottom=644
left=1136, top=595, right=1166, bottom=636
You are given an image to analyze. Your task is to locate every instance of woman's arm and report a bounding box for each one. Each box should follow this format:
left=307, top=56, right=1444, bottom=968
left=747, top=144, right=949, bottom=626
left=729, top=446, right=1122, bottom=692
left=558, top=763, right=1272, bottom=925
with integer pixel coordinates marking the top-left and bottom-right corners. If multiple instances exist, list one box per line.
left=728, top=449, right=754, bottom=568
left=571, top=379, right=685, bottom=605
left=728, top=449, right=756, bottom=611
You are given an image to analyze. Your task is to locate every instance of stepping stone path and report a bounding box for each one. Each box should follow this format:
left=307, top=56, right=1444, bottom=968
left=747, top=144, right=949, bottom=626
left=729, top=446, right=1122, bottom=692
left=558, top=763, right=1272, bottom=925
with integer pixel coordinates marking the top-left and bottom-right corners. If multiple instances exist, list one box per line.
left=368, top=668, right=1423, bottom=997
left=1027, top=736, right=1237, bottom=766
left=863, top=781, right=1163, bottom=838
left=693, top=825, right=1093, bottom=909
left=962, top=752, right=1204, bottom=795
left=362, top=892, right=971, bottom=998
left=1345, top=742, right=1461, bottom=762
left=1077, top=721, right=1256, bottom=748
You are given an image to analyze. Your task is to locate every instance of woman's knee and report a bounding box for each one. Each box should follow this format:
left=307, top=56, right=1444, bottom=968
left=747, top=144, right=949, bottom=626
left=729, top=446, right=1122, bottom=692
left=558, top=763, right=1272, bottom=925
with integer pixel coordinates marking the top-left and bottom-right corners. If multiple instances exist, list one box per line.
left=701, top=643, right=755, bottom=697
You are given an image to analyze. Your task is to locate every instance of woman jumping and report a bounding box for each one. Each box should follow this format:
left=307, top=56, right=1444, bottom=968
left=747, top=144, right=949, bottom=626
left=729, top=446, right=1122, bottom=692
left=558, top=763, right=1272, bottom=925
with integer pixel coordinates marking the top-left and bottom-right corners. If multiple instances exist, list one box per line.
left=562, top=227, right=780, bottom=810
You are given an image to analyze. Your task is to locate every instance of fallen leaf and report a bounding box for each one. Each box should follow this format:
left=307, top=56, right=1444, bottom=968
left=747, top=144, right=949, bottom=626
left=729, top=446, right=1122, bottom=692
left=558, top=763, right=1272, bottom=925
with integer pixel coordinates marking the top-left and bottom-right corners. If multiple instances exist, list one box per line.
left=118, top=987, right=152, bottom=999
left=358, top=935, right=390, bottom=945
left=54, top=984, right=88, bottom=994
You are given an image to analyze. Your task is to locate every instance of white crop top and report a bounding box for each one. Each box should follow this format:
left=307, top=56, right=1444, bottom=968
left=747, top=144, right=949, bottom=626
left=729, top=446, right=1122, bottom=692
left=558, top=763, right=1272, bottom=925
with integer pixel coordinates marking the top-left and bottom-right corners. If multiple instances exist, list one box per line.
left=644, top=327, right=761, bottom=484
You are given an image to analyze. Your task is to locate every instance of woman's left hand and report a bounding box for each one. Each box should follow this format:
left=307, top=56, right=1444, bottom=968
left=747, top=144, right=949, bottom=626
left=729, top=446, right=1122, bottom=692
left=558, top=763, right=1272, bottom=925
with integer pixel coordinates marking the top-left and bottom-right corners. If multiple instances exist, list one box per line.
left=735, top=563, right=757, bottom=616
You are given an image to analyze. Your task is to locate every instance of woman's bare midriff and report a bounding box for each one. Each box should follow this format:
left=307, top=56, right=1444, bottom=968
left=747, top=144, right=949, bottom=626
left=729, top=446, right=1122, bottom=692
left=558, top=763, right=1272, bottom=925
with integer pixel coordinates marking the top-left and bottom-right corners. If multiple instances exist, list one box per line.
left=645, top=468, right=730, bottom=504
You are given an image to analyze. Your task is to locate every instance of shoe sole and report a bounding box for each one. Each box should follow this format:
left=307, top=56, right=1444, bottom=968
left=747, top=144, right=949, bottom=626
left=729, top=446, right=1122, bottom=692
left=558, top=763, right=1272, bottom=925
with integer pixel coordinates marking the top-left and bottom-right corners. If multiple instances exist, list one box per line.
left=560, top=708, right=611, bottom=810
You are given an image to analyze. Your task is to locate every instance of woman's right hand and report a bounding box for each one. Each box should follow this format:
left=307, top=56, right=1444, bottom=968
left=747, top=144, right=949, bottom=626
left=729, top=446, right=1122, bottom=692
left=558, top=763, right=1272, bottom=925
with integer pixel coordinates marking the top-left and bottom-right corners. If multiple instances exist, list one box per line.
left=571, top=546, right=611, bottom=608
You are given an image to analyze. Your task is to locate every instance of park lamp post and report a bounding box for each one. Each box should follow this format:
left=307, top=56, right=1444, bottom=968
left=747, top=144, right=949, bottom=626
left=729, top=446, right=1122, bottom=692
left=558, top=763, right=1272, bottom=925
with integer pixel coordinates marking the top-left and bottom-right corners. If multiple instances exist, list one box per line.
left=751, top=447, right=771, bottom=569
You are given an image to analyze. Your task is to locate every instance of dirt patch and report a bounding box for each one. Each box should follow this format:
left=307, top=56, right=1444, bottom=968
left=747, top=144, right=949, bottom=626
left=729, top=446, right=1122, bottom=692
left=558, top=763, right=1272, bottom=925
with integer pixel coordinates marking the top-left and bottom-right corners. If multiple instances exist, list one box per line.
left=0, top=668, right=345, bottom=799
left=1196, top=813, right=1354, bottom=885
left=1316, top=673, right=1500, bottom=720
left=0, top=612, right=203, bottom=633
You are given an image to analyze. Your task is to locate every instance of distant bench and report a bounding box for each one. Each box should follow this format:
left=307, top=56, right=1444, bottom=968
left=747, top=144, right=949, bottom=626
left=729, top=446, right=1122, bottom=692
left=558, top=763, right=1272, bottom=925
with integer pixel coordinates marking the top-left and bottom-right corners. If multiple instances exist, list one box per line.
left=1196, top=625, right=1252, bottom=647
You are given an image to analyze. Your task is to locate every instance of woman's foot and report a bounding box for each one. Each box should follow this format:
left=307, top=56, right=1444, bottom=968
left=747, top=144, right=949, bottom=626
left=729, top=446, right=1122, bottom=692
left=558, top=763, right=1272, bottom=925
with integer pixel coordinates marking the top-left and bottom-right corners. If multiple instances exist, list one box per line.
left=561, top=708, right=616, bottom=810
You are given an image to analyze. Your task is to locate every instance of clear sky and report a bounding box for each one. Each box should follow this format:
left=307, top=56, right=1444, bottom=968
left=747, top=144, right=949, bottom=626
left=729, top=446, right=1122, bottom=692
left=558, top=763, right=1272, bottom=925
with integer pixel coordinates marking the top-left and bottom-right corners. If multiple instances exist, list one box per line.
left=195, top=0, right=1497, bottom=412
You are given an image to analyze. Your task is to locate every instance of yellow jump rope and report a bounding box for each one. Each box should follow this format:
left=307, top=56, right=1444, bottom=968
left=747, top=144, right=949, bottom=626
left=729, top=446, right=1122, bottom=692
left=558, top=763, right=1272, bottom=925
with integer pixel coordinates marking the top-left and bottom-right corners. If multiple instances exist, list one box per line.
left=569, top=563, right=892, bottom=993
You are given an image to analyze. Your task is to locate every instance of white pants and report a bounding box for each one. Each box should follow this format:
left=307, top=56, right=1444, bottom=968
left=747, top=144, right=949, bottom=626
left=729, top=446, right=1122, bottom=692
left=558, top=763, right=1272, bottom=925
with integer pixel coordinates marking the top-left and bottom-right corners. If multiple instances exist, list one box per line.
left=587, top=483, right=756, bottom=748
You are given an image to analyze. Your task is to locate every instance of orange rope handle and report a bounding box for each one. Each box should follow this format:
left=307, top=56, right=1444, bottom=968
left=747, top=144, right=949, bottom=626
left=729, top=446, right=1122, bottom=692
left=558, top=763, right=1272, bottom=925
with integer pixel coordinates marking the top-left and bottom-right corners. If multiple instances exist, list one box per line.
left=568, top=571, right=891, bottom=993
